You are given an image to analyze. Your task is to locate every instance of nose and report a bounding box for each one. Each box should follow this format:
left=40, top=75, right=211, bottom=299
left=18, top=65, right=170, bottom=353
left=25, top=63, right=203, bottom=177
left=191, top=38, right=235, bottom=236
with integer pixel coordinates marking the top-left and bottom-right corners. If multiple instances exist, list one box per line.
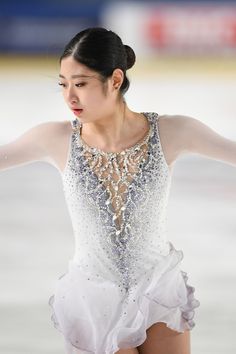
left=66, top=86, right=79, bottom=105
left=70, top=97, right=78, bottom=105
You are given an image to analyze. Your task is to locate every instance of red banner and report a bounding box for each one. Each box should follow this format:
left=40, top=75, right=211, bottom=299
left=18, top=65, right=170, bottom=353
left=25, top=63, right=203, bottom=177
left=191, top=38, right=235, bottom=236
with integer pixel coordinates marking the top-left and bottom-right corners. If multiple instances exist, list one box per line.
left=145, top=5, right=236, bottom=52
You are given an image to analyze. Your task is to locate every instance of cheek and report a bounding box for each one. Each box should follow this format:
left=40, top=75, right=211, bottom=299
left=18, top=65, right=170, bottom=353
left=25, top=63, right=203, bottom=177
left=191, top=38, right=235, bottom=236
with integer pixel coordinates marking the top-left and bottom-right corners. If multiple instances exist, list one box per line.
left=87, top=90, right=106, bottom=105
left=92, top=82, right=108, bottom=99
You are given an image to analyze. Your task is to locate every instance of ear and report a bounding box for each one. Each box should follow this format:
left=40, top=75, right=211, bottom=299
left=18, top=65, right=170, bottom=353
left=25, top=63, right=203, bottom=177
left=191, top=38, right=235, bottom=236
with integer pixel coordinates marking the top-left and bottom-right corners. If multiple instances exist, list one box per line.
left=111, top=68, right=124, bottom=90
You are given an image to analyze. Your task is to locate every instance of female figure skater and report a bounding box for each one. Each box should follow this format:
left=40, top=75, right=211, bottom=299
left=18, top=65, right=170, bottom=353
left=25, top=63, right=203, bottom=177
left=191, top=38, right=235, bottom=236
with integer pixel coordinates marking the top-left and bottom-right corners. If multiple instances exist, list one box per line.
left=1, top=27, right=236, bottom=354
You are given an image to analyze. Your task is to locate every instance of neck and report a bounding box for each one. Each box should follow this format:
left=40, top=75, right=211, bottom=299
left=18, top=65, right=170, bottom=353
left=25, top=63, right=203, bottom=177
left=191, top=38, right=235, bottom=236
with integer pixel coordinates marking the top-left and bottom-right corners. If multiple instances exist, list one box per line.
left=82, top=101, right=134, bottom=148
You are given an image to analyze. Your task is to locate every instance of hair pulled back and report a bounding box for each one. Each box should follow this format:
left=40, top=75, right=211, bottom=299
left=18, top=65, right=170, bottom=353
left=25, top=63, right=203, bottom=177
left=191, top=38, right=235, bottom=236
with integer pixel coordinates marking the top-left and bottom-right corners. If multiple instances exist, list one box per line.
left=60, top=27, right=136, bottom=95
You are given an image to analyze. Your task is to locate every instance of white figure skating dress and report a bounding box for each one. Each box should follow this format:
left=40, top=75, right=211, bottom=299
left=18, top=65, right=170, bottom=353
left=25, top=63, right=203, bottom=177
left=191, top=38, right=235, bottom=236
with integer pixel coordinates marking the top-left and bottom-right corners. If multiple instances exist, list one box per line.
left=48, top=112, right=200, bottom=354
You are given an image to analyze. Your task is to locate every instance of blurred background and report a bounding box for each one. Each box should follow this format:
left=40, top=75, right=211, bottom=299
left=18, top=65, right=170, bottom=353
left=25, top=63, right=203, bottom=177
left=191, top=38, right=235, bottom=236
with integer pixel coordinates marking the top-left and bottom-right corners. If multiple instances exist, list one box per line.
left=0, top=1, right=236, bottom=353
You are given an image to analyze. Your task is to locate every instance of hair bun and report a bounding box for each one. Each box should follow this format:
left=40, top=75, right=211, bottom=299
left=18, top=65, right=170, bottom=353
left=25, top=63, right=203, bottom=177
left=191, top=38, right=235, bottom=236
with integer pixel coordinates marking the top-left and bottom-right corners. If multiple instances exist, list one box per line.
left=124, top=44, right=136, bottom=70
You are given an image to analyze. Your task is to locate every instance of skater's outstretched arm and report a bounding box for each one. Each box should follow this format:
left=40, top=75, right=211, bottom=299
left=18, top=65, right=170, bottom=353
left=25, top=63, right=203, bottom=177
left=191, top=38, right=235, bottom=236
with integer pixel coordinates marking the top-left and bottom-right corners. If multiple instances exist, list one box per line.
left=0, top=121, right=67, bottom=172
left=164, top=115, right=236, bottom=167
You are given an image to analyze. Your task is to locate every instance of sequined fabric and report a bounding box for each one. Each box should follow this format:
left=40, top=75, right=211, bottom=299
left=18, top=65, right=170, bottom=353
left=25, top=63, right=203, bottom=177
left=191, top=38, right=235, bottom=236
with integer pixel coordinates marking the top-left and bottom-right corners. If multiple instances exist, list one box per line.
left=62, top=112, right=171, bottom=295
left=48, top=112, right=200, bottom=354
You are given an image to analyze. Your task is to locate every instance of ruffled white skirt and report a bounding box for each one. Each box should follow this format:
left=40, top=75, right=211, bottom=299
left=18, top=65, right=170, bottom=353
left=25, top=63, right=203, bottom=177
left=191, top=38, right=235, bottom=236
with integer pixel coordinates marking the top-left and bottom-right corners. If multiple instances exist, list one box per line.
left=48, top=242, right=200, bottom=354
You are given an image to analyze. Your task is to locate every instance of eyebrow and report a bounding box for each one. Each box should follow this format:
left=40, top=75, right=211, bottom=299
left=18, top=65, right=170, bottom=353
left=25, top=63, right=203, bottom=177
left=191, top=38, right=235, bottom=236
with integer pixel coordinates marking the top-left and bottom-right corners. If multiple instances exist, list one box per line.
left=59, top=74, right=95, bottom=79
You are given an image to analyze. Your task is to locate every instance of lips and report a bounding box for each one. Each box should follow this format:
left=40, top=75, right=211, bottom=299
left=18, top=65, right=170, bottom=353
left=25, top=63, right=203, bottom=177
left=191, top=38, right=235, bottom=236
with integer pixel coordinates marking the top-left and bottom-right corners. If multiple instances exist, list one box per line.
left=72, top=108, right=83, bottom=115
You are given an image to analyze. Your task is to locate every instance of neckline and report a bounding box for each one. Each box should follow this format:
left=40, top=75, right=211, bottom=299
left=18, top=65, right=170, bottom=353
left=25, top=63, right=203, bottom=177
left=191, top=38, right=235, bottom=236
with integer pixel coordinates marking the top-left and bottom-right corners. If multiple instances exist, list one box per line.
left=76, top=112, right=152, bottom=156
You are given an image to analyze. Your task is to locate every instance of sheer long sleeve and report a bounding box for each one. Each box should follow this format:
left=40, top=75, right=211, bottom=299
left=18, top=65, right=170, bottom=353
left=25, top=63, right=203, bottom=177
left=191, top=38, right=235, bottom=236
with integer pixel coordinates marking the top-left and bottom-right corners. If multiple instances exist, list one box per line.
left=172, top=115, right=236, bottom=167
left=0, top=122, right=58, bottom=172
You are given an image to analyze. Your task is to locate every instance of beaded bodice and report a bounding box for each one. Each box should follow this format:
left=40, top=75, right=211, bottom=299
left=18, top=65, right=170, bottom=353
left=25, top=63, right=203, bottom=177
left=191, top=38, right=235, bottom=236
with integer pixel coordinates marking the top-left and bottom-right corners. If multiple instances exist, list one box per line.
left=61, top=112, right=172, bottom=294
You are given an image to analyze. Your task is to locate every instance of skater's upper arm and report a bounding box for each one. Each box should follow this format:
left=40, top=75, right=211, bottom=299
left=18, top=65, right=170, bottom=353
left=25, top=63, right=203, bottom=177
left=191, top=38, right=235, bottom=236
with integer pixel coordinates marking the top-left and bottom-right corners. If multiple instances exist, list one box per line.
left=173, top=115, right=236, bottom=167
left=0, top=121, right=65, bottom=171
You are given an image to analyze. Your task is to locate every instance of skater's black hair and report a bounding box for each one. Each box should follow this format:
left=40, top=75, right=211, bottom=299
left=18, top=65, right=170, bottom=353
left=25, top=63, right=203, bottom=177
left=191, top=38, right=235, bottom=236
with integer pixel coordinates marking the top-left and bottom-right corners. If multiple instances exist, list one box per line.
left=60, top=27, right=136, bottom=96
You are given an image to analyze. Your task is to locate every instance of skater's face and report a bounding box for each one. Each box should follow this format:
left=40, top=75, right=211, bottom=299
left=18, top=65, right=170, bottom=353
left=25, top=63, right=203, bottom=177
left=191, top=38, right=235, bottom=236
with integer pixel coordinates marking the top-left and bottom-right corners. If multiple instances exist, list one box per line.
left=59, top=56, right=123, bottom=122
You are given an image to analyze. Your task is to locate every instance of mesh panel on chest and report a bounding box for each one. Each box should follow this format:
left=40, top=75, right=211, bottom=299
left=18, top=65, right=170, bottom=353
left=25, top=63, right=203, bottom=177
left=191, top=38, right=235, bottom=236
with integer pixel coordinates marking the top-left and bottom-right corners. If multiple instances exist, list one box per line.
left=81, top=141, right=149, bottom=230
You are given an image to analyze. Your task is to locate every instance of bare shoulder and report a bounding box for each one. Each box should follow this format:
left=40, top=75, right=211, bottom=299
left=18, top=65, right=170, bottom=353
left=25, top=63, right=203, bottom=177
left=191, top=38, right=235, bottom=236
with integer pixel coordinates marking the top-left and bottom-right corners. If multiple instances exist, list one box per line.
left=158, top=113, right=192, bottom=131
left=156, top=114, right=195, bottom=166
left=0, top=119, right=73, bottom=172
left=31, top=120, right=72, bottom=141
left=32, top=119, right=73, bottom=171
left=157, top=114, right=236, bottom=167
left=158, top=113, right=208, bottom=145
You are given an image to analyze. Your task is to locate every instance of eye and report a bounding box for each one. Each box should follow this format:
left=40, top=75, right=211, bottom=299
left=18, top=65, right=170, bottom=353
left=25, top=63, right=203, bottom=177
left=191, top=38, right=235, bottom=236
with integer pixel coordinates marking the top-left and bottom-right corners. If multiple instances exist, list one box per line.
left=57, top=82, right=86, bottom=88
left=75, top=82, right=86, bottom=87
left=58, top=82, right=66, bottom=87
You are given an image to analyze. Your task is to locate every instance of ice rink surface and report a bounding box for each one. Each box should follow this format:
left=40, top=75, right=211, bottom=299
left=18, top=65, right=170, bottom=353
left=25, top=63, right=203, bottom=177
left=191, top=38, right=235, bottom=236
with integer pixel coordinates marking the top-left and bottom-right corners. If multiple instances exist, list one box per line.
left=0, top=56, right=236, bottom=353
